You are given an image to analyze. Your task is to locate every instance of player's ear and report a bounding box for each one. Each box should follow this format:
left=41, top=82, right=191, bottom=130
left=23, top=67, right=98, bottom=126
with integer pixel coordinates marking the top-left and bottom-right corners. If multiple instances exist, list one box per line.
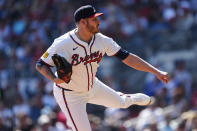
left=80, top=19, right=87, bottom=25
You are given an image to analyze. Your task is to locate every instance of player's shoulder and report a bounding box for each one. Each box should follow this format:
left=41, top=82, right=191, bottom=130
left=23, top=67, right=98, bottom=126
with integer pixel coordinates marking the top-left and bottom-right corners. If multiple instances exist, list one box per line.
left=54, top=32, right=71, bottom=44
left=96, top=32, right=111, bottom=39
left=52, top=30, right=74, bottom=47
left=95, top=32, right=114, bottom=43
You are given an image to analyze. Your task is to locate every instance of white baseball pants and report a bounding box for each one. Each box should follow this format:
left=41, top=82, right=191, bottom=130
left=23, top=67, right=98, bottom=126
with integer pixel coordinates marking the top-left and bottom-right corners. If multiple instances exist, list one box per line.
left=53, top=79, right=141, bottom=131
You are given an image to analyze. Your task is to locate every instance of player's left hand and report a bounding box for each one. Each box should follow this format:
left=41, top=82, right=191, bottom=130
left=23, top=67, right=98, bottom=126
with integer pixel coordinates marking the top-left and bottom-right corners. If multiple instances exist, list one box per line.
left=155, top=71, right=169, bottom=84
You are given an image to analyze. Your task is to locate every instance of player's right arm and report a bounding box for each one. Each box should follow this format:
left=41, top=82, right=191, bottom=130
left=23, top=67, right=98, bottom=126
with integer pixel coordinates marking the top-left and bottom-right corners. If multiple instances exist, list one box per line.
left=35, top=59, right=64, bottom=84
left=35, top=40, right=65, bottom=84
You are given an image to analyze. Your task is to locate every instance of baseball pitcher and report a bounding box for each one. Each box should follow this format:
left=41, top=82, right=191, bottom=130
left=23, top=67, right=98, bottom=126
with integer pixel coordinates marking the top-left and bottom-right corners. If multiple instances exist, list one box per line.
left=36, top=5, right=169, bottom=131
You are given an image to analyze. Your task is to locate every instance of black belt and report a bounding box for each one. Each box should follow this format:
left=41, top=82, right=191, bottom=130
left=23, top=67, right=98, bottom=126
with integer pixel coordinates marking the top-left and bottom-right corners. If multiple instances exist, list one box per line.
left=56, top=84, right=73, bottom=91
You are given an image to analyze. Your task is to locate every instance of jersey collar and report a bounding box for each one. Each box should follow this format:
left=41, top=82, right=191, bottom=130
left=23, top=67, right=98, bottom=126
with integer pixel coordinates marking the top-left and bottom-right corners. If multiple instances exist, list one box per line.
left=69, top=29, right=95, bottom=47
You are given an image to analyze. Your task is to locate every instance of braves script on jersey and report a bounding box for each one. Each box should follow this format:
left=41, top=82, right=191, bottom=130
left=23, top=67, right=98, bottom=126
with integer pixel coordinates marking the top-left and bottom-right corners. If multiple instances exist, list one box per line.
left=41, top=29, right=120, bottom=92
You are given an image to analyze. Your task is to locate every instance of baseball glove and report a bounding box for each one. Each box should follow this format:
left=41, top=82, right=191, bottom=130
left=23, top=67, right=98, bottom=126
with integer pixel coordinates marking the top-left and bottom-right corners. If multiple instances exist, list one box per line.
left=52, top=54, right=72, bottom=83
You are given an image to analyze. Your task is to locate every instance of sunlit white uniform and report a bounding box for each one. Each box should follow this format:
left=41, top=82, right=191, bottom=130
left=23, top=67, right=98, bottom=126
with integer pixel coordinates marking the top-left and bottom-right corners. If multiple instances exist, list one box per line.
left=40, top=29, right=150, bottom=131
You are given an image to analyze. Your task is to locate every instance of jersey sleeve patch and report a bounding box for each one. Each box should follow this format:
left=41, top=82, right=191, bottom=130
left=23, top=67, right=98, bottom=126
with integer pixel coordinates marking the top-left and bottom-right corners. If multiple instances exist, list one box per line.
left=43, top=51, right=49, bottom=58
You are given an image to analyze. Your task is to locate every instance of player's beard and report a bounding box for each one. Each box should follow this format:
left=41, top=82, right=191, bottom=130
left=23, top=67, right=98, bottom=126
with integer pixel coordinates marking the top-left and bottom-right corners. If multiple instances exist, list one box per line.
left=86, top=21, right=99, bottom=34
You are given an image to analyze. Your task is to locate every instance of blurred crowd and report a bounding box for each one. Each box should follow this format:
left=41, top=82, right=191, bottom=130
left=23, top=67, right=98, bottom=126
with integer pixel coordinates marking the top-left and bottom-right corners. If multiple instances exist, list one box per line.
left=0, top=0, right=197, bottom=131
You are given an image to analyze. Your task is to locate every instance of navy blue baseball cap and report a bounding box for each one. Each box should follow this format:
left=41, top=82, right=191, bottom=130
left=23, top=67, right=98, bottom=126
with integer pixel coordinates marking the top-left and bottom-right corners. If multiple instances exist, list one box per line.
left=74, top=5, right=103, bottom=22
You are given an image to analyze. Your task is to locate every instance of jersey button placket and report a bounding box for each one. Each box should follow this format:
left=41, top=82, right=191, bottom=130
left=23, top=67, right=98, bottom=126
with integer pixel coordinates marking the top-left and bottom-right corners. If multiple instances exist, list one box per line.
left=86, top=47, right=92, bottom=90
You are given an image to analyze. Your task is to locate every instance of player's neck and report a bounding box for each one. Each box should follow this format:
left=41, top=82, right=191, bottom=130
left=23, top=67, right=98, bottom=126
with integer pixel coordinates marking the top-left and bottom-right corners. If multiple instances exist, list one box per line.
left=75, top=28, right=93, bottom=44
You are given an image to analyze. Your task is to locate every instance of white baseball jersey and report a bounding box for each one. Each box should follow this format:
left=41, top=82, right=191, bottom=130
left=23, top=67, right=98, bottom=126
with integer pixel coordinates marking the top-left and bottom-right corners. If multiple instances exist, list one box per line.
left=41, top=29, right=121, bottom=92
left=40, top=29, right=151, bottom=131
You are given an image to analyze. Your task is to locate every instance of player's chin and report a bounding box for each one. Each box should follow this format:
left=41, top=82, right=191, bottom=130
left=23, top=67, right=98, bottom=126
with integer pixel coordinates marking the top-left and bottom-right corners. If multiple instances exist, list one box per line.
left=95, top=30, right=99, bottom=33
left=94, top=28, right=100, bottom=34
left=92, top=30, right=99, bottom=34
left=91, top=27, right=100, bottom=34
